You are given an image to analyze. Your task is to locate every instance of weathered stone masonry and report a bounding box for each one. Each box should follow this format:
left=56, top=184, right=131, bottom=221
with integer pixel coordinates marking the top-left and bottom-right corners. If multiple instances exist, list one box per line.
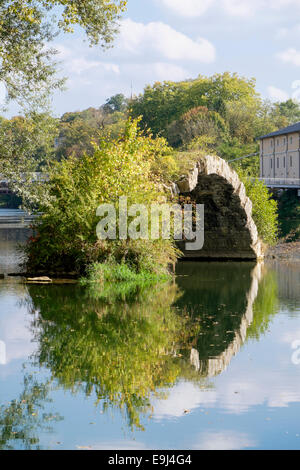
left=174, top=155, right=263, bottom=260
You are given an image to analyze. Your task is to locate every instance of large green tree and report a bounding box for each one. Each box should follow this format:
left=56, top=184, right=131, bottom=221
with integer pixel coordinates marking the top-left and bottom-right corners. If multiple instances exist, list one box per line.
left=130, top=72, right=260, bottom=138
left=0, top=112, right=59, bottom=207
left=56, top=104, right=127, bottom=159
left=0, top=0, right=127, bottom=109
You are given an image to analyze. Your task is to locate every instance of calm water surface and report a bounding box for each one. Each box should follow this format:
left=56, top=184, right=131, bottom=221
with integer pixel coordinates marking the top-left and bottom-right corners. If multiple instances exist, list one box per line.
left=0, top=228, right=300, bottom=449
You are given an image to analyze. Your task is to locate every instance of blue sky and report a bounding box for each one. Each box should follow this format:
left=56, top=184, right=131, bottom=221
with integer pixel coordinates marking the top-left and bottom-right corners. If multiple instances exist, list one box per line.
left=10, top=0, right=300, bottom=116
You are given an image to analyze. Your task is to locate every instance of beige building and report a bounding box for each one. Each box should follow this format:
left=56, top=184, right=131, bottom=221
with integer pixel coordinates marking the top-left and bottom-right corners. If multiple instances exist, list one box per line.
left=259, top=122, right=300, bottom=188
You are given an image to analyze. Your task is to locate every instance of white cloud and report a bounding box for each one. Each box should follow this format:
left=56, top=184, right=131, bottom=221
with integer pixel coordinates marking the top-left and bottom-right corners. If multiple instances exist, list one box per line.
left=0, top=289, right=36, bottom=368
left=52, top=34, right=195, bottom=106
left=277, top=48, right=300, bottom=66
left=122, top=62, right=188, bottom=83
left=160, top=0, right=214, bottom=17
left=50, top=19, right=214, bottom=114
left=222, top=0, right=260, bottom=17
left=221, top=0, right=300, bottom=16
left=150, top=63, right=188, bottom=81
left=118, top=19, right=216, bottom=63
left=275, top=27, right=289, bottom=39
left=193, top=431, right=256, bottom=450
left=221, top=0, right=299, bottom=16
left=51, top=39, right=196, bottom=115
left=152, top=381, right=217, bottom=420
left=267, top=85, right=289, bottom=101
left=161, top=0, right=300, bottom=18
left=222, top=0, right=300, bottom=16
left=55, top=48, right=120, bottom=76
left=70, top=59, right=120, bottom=75
left=55, top=44, right=72, bottom=60
left=273, top=0, right=300, bottom=8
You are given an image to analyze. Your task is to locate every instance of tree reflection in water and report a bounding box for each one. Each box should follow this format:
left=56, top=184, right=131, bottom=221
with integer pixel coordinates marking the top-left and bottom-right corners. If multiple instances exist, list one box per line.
left=19, top=261, right=279, bottom=433
left=0, top=372, right=62, bottom=450
left=27, top=282, right=201, bottom=430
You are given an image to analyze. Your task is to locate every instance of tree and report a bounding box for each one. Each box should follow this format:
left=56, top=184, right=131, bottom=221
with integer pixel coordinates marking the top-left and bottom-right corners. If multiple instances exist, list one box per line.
left=56, top=106, right=127, bottom=159
left=103, top=93, right=128, bottom=113
left=167, top=106, right=227, bottom=148
left=274, top=99, right=300, bottom=125
left=24, top=118, right=177, bottom=274
left=0, top=112, right=59, bottom=207
left=276, top=189, right=300, bottom=240
left=0, top=373, right=61, bottom=450
left=130, top=72, right=259, bottom=139
left=0, top=1, right=127, bottom=109
left=28, top=281, right=200, bottom=430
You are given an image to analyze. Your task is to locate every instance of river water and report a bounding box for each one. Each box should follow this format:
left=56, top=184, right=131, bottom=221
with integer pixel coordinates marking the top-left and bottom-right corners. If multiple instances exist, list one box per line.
left=0, top=222, right=300, bottom=449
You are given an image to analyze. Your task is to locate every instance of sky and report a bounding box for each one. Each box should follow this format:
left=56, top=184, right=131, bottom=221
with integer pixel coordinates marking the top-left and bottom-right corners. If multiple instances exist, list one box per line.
left=9, top=0, right=300, bottom=116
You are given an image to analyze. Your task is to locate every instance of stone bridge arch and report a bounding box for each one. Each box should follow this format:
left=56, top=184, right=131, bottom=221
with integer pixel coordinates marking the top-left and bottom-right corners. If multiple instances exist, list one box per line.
left=190, top=262, right=263, bottom=377
left=174, top=155, right=263, bottom=260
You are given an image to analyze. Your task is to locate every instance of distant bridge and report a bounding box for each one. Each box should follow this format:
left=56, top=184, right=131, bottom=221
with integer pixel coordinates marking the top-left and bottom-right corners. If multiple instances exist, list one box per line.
left=0, top=209, right=36, bottom=228
left=228, top=153, right=300, bottom=190
left=260, top=177, right=300, bottom=190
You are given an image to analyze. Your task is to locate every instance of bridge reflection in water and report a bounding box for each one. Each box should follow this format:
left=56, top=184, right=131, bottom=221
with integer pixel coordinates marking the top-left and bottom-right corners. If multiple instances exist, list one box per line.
left=0, top=210, right=34, bottom=274
left=176, top=261, right=266, bottom=377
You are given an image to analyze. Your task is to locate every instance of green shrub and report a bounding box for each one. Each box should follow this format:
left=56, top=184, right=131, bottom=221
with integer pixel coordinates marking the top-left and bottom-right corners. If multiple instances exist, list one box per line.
left=239, top=170, right=278, bottom=245
left=277, top=189, right=300, bottom=240
left=24, top=119, right=178, bottom=275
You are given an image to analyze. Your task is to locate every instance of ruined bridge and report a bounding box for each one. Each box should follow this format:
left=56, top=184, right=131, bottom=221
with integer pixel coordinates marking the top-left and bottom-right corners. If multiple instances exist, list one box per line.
left=0, top=156, right=263, bottom=260
left=173, top=155, right=263, bottom=260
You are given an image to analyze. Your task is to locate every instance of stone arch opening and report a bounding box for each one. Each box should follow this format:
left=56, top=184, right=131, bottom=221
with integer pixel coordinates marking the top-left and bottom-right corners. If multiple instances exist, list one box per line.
left=175, top=155, right=263, bottom=259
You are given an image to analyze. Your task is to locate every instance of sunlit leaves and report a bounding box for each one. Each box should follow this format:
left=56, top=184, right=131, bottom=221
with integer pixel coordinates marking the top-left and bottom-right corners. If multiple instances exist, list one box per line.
left=0, top=1, right=127, bottom=108
left=239, top=171, right=278, bottom=245
left=24, top=118, right=178, bottom=274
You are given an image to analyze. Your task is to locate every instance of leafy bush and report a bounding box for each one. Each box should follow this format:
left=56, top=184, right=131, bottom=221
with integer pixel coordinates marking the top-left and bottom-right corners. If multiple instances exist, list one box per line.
left=239, top=171, right=278, bottom=245
left=166, top=106, right=227, bottom=148
left=24, top=119, right=178, bottom=275
left=277, top=189, right=300, bottom=240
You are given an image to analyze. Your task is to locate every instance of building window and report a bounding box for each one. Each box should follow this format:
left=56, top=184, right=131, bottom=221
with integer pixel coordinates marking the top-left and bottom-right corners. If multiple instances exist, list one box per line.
left=271, top=140, right=273, bottom=148
left=284, top=156, right=286, bottom=168
left=271, top=159, right=273, bottom=169
left=290, top=136, right=293, bottom=144
left=277, top=139, right=279, bottom=146
left=290, top=156, right=293, bottom=167
left=277, top=157, right=279, bottom=168
left=283, top=138, right=286, bottom=145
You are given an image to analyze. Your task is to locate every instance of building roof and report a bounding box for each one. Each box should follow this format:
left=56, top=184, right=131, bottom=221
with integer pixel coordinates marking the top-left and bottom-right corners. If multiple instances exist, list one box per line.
left=258, top=121, right=300, bottom=139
